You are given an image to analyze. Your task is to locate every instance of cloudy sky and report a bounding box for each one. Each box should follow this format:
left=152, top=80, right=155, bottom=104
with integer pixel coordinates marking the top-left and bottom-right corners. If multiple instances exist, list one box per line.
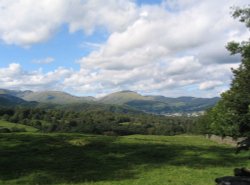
left=0, top=0, right=249, bottom=97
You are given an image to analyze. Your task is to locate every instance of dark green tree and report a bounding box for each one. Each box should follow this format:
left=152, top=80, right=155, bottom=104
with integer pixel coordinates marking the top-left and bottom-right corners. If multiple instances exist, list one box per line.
left=208, top=6, right=250, bottom=138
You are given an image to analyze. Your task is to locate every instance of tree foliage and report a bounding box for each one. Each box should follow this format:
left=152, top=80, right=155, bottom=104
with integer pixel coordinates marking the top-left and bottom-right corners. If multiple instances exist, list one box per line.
left=0, top=107, right=198, bottom=136
left=202, top=6, right=250, bottom=137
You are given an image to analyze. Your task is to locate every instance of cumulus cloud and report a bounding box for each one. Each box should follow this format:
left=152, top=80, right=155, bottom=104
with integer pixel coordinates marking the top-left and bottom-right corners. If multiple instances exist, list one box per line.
left=71, top=0, right=248, bottom=97
left=0, top=63, right=72, bottom=91
left=0, top=0, right=65, bottom=46
left=199, top=81, right=224, bottom=90
left=79, top=0, right=248, bottom=69
left=66, top=0, right=138, bottom=34
left=0, top=0, right=138, bottom=46
left=0, top=0, right=249, bottom=97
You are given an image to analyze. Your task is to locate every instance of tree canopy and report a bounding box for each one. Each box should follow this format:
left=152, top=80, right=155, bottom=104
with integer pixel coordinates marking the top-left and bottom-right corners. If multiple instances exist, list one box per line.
left=205, top=6, right=250, bottom=138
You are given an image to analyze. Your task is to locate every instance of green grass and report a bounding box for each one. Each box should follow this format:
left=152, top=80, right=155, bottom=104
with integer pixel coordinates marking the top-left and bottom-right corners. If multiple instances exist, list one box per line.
left=0, top=133, right=249, bottom=185
left=0, top=120, right=38, bottom=132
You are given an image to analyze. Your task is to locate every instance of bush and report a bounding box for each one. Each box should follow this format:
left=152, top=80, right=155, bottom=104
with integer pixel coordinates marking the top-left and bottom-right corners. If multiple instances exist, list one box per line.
left=0, top=127, right=11, bottom=133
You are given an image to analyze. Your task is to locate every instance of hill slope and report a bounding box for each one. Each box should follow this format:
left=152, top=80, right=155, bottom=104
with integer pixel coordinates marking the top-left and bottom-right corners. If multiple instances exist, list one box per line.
left=0, top=94, right=32, bottom=107
left=0, top=89, right=219, bottom=114
left=98, top=90, right=147, bottom=105
left=19, top=91, right=94, bottom=104
left=0, top=120, right=38, bottom=132
left=98, top=91, right=219, bottom=114
left=0, top=89, right=95, bottom=104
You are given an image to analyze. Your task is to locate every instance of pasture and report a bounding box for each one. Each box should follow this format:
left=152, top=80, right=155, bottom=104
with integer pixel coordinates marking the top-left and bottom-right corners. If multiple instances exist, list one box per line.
left=0, top=120, right=38, bottom=132
left=0, top=133, right=249, bottom=185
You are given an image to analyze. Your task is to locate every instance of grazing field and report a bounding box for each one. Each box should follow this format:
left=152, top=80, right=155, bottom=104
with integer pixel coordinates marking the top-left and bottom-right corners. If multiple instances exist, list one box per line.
left=0, top=133, right=249, bottom=185
left=0, top=120, right=38, bottom=132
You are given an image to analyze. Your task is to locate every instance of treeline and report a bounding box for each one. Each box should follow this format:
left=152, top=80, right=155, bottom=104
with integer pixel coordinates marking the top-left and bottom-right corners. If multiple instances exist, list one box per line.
left=0, top=107, right=199, bottom=135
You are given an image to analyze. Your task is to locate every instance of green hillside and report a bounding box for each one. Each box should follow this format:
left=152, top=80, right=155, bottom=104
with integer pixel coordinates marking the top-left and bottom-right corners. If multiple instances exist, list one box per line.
left=99, top=90, right=147, bottom=105
left=0, top=120, right=38, bottom=132
left=125, top=99, right=173, bottom=113
left=0, top=89, right=219, bottom=114
left=0, top=89, right=33, bottom=97
left=0, top=94, right=37, bottom=108
left=99, top=91, right=219, bottom=114
left=19, top=91, right=94, bottom=104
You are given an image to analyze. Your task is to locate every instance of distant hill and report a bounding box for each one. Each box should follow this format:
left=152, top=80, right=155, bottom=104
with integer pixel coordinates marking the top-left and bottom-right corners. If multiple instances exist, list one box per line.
left=98, top=91, right=220, bottom=114
left=0, top=89, right=94, bottom=104
left=0, top=89, right=33, bottom=97
left=0, top=94, right=30, bottom=107
left=98, top=90, right=146, bottom=104
left=0, top=89, right=141, bottom=114
left=19, top=91, right=95, bottom=104
left=0, top=89, right=219, bottom=114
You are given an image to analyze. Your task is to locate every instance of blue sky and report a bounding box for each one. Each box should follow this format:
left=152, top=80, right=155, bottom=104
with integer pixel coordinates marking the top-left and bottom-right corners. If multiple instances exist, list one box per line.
left=0, top=24, right=107, bottom=72
left=0, top=0, right=248, bottom=97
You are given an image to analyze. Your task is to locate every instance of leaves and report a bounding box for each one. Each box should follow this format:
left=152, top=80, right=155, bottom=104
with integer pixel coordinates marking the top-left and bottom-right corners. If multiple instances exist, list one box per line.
left=205, top=6, right=250, bottom=138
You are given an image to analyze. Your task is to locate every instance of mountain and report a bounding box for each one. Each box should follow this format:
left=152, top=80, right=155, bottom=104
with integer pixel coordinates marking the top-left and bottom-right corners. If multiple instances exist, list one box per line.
left=0, top=94, right=35, bottom=107
left=0, top=89, right=94, bottom=104
left=0, top=89, right=33, bottom=97
left=18, top=91, right=95, bottom=104
left=0, top=89, right=140, bottom=114
left=98, top=90, right=147, bottom=104
left=0, top=89, right=219, bottom=114
left=98, top=91, right=220, bottom=114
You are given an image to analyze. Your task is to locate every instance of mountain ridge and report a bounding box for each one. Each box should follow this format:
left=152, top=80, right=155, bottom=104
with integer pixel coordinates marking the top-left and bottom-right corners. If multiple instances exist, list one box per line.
left=0, top=89, right=95, bottom=104
left=0, top=89, right=219, bottom=114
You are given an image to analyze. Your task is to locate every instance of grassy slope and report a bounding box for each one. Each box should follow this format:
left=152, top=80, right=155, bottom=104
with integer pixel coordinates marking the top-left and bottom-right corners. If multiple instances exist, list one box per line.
left=98, top=91, right=219, bottom=113
left=20, top=91, right=94, bottom=104
left=99, top=91, right=147, bottom=105
left=0, top=133, right=249, bottom=185
left=0, top=120, right=38, bottom=132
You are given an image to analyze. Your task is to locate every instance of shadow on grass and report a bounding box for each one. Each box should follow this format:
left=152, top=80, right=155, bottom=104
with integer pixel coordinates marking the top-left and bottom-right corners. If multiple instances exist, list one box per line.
left=0, top=133, right=245, bottom=184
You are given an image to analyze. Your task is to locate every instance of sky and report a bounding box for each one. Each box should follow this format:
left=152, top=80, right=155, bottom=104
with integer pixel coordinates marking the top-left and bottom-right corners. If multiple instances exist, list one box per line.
left=0, top=0, right=249, bottom=97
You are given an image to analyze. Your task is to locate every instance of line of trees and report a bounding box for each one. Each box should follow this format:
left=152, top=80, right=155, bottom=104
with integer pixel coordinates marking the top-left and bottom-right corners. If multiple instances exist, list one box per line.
left=0, top=107, right=199, bottom=135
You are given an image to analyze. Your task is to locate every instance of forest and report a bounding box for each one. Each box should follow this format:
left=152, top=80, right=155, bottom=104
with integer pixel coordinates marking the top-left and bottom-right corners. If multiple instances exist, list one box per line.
left=0, top=106, right=198, bottom=135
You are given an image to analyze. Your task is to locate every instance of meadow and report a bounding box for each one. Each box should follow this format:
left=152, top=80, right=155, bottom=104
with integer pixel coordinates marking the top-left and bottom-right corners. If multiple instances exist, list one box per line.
left=0, top=133, right=249, bottom=185
left=0, top=120, right=38, bottom=132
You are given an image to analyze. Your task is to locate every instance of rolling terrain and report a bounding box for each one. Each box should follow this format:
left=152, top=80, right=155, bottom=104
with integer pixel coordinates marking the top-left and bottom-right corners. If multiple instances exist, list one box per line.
left=0, top=94, right=37, bottom=107
left=99, top=90, right=220, bottom=114
left=0, top=89, right=219, bottom=114
left=0, top=89, right=94, bottom=104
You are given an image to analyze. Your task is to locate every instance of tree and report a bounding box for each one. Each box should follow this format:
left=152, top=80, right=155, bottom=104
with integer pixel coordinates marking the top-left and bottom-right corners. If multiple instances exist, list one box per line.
left=208, top=6, right=250, bottom=138
left=211, top=6, right=250, bottom=185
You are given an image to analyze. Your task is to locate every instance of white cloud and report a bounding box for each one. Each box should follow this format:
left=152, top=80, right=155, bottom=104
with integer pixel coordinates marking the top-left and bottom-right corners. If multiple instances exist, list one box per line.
left=0, top=0, right=249, bottom=97
left=0, top=0, right=65, bottom=46
left=199, top=81, right=224, bottom=90
left=69, top=0, right=248, bottom=97
left=0, top=0, right=138, bottom=46
left=78, top=0, right=248, bottom=71
left=66, top=0, right=138, bottom=34
left=0, top=63, right=72, bottom=91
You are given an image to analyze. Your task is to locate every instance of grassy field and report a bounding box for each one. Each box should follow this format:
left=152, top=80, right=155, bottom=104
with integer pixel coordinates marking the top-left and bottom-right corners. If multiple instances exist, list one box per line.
left=0, top=120, right=38, bottom=132
left=0, top=133, right=249, bottom=185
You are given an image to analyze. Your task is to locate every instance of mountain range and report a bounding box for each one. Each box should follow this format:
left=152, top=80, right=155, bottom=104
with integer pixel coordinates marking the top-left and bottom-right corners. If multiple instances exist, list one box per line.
left=0, top=89, right=219, bottom=114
